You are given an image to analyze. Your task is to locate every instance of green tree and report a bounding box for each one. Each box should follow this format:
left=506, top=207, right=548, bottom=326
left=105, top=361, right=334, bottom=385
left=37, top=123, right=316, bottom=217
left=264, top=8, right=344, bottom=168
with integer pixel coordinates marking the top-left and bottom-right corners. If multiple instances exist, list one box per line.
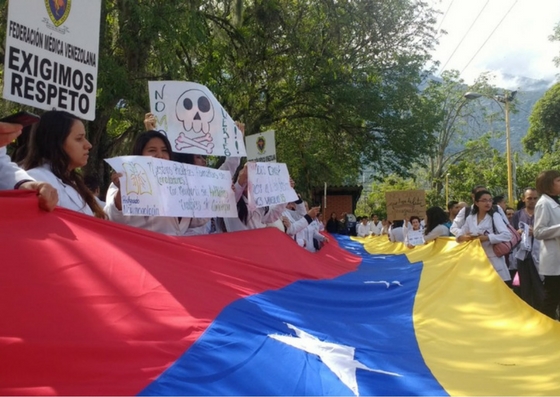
left=356, top=174, right=419, bottom=218
left=523, top=82, right=560, bottom=155
left=1, top=0, right=442, bottom=198
left=446, top=137, right=507, bottom=203
left=419, top=70, right=504, bottom=203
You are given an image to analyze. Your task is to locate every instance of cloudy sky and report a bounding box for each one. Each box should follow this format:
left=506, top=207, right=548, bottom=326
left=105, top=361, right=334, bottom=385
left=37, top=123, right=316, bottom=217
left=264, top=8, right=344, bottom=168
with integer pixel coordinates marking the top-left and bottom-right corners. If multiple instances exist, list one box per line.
left=429, top=0, right=560, bottom=88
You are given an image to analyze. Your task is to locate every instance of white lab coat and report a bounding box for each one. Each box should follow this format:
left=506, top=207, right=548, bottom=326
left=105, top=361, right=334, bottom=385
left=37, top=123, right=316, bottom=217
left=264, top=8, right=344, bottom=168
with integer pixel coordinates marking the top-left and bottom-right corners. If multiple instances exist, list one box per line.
left=457, top=211, right=512, bottom=281
left=27, top=164, right=93, bottom=215
left=451, top=204, right=509, bottom=236
left=0, top=147, right=32, bottom=189
left=534, top=194, right=560, bottom=276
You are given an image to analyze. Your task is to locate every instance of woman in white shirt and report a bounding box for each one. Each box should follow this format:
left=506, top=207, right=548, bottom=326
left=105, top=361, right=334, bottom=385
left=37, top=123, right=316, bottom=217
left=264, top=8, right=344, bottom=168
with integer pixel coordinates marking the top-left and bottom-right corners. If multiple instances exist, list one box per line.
left=22, top=110, right=105, bottom=218
left=456, top=190, right=512, bottom=283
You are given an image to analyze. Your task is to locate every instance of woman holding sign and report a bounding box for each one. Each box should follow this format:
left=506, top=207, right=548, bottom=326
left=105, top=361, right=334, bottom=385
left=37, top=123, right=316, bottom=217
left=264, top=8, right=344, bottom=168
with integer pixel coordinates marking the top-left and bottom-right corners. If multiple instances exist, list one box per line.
left=22, top=110, right=105, bottom=218
left=224, top=163, right=286, bottom=232
left=105, top=130, right=208, bottom=235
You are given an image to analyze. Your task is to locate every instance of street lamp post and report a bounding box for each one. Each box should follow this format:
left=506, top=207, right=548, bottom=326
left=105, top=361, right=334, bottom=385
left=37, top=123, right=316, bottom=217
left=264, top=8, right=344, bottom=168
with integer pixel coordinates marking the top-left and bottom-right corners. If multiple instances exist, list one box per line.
left=464, top=91, right=517, bottom=208
left=445, top=173, right=450, bottom=205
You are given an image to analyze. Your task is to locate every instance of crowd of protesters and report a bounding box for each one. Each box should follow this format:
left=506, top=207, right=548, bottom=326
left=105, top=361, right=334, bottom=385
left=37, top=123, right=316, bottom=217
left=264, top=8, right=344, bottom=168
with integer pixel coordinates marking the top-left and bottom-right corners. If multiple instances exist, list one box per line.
left=1, top=111, right=560, bottom=319
left=1, top=111, right=328, bottom=253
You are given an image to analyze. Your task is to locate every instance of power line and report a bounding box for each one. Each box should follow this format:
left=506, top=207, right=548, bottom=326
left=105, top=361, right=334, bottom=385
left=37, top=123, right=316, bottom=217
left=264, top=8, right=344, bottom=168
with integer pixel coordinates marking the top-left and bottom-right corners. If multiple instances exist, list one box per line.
left=461, top=0, right=519, bottom=74
left=438, top=0, right=490, bottom=74
left=436, top=0, right=455, bottom=32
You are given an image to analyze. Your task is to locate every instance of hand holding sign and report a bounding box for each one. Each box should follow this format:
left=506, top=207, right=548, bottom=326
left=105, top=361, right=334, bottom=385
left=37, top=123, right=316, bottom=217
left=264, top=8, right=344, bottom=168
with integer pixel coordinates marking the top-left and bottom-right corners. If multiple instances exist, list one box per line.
left=0, top=122, right=22, bottom=148
left=307, top=206, right=321, bottom=219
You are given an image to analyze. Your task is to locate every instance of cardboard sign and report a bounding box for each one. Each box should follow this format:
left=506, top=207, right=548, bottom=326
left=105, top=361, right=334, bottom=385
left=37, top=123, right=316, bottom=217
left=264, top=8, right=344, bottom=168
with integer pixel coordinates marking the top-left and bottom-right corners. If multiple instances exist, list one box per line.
left=247, top=162, right=297, bottom=209
left=245, top=130, right=276, bottom=162
left=105, top=156, right=237, bottom=218
left=148, top=81, right=246, bottom=157
left=3, top=0, right=102, bottom=120
left=385, top=190, right=426, bottom=221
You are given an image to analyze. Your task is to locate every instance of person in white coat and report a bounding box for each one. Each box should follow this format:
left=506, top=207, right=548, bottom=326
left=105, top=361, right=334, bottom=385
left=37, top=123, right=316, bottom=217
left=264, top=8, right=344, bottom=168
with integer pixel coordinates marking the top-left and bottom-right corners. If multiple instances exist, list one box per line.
left=451, top=185, right=509, bottom=236
left=357, top=217, right=370, bottom=237
left=456, top=190, right=512, bottom=283
left=368, top=214, right=383, bottom=236
left=22, top=111, right=103, bottom=217
left=534, top=170, right=560, bottom=319
left=0, top=121, right=58, bottom=211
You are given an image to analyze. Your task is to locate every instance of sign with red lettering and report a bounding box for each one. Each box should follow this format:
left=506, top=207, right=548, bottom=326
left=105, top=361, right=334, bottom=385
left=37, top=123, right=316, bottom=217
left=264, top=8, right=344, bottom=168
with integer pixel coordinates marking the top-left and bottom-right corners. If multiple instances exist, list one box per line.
left=3, top=0, right=101, bottom=121
left=148, top=81, right=246, bottom=157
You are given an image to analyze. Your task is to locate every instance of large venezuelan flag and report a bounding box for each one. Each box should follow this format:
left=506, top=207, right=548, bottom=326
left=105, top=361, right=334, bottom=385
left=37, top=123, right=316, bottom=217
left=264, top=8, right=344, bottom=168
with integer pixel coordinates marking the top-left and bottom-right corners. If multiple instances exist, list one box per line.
left=2, top=191, right=560, bottom=395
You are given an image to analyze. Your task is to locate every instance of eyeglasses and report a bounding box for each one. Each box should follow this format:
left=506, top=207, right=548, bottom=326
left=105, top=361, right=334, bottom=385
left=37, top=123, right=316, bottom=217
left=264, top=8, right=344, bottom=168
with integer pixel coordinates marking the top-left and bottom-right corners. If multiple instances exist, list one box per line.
left=477, top=199, right=493, bottom=203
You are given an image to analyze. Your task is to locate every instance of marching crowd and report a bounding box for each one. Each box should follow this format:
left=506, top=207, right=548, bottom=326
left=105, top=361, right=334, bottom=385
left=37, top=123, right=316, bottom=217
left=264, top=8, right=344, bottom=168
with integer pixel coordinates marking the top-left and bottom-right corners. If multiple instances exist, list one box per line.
left=1, top=111, right=560, bottom=319
left=336, top=183, right=559, bottom=319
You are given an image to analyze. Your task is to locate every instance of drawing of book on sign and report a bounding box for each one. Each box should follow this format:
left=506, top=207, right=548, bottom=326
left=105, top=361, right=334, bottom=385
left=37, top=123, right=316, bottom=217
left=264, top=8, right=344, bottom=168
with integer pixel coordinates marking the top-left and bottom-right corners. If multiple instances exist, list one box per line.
left=123, top=162, right=153, bottom=196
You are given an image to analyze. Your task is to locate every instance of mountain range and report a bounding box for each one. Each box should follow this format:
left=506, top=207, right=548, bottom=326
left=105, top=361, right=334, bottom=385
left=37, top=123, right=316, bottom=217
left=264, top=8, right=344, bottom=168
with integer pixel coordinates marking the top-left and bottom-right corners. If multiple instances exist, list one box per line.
left=458, top=73, right=555, bottom=157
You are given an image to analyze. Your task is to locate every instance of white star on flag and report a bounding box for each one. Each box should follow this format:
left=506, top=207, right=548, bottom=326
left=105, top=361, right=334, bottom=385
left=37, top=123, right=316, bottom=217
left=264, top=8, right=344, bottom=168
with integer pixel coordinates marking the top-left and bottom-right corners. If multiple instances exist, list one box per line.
left=268, top=323, right=402, bottom=396
left=364, top=280, right=403, bottom=288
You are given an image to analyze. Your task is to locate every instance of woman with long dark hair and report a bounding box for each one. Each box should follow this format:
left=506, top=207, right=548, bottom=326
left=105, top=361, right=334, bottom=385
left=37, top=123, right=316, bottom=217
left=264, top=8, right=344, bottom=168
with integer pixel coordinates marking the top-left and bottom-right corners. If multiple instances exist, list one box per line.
left=423, top=206, right=450, bottom=242
left=23, top=110, right=105, bottom=218
left=326, top=212, right=338, bottom=234
left=456, top=190, right=512, bottom=282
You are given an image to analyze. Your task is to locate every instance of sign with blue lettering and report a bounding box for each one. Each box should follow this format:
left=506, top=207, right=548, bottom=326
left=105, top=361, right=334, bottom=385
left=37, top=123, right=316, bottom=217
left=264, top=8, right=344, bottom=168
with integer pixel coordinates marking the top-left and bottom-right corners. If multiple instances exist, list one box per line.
left=247, top=162, right=298, bottom=209
left=105, top=156, right=237, bottom=218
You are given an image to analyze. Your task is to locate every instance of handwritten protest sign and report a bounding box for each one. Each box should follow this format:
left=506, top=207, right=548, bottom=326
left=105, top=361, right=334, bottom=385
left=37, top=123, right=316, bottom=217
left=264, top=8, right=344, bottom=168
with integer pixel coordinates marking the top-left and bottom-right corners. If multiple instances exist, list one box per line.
left=385, top=190, right=426, bottom=221
left=148, top=81, right=246, bottom=157
left=105, top=156, right=237, bottom=218
left=406, top=230, right=425, bottom=246
left=3, top=0, right=101, bottom=120
left=245, top=130, right=276, bottom=162
left=247, top=162, right=297, bottom=209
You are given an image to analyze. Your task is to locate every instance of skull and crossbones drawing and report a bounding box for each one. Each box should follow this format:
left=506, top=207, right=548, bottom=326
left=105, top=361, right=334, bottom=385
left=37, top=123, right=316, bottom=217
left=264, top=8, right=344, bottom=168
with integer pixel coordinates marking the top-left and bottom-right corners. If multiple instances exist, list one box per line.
left=174, top=89, right=215, bottom=153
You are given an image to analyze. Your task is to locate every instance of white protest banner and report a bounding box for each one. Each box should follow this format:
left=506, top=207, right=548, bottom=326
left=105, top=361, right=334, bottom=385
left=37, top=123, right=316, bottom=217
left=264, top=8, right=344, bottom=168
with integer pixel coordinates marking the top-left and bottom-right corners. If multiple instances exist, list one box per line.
left=245, top=130, right=276, bottom=162
left=247, top=162, right=297, bottom=209
left=406, top=230, right=425, bottom=246
left=3, top=0, right=101, bottom=121
left=105, top=156, right=237, bottom=218
left=148, top=81, right=246, bottom=157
